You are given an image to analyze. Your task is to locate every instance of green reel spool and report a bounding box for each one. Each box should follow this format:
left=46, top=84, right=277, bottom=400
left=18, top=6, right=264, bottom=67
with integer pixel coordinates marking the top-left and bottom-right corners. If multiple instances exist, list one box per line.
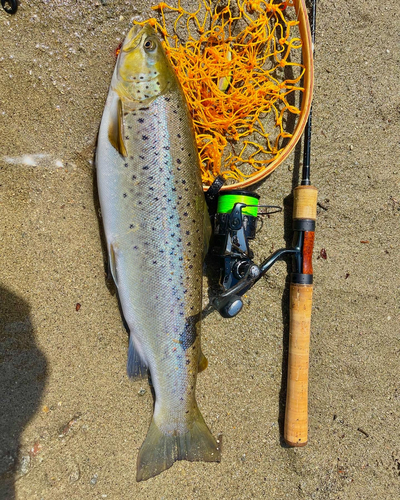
left=216, top=191, right=260, bottom=217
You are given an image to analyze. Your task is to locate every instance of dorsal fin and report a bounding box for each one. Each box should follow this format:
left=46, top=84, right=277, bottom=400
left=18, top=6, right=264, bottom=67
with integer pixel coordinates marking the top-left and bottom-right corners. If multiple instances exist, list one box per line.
left=108, top=98, right=127, bottom=157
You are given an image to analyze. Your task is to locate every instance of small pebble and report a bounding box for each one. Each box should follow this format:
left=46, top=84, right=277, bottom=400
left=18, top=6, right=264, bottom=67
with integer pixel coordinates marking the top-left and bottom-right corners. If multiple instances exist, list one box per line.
left=18, top=456, right=31, bottom=475
left=138, top=388, right=146, bottom=396
left=69, top=464, right=80, bottom=483
left=90, top=473, right=98, bottom=485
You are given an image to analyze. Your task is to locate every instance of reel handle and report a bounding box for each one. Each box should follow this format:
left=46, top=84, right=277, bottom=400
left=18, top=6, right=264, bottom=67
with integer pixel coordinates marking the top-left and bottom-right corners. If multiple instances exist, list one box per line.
left=284, top=185, right=317, bottom=446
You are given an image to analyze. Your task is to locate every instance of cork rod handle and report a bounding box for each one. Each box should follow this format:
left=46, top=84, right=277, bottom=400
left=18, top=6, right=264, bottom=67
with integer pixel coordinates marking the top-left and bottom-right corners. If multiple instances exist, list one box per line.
left=284, top=185, right=317, bottom=446
left=284, top=283, right=313, bottom=446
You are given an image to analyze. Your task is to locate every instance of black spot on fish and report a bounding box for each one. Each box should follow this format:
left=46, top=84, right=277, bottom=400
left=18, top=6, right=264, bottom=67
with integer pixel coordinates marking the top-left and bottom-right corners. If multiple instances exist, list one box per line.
left=165, top=97, right=171, bottom=102
left=130, top=224, right=134, bottom=229
left=186, top=230, right=190, bottom=235
left=182, top=180, right=186, bottom=184
left=138, top=118, right=144, bottom=123
left=132, top=175, right=136, bottom=180
left=142, top=135, right=148, bottom=141
left=143, top=166, right=149, bottom=170
left=177, top=134, right=181, bottom=138
left=124, top=163, right=129, bottom=168
left=123, top=193, right=127, bottom=198
left=177, top=159, right=182, bottom=164
left=163, top=145, right=170, bottom=151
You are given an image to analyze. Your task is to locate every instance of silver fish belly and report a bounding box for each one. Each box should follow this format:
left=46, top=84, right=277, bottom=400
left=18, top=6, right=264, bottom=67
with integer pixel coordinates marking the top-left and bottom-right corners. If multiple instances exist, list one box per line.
left=96, top=24, right=219, bottom=481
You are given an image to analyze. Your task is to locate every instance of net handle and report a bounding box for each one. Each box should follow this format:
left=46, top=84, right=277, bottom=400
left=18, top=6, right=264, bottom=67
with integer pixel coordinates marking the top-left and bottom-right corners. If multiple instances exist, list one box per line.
left=203, top=0, right=314, bottom=192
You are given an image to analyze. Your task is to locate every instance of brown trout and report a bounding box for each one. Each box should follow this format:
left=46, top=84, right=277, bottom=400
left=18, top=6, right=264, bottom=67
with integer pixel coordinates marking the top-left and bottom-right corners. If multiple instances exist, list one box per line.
left=96, top=24, right=220, bottom=481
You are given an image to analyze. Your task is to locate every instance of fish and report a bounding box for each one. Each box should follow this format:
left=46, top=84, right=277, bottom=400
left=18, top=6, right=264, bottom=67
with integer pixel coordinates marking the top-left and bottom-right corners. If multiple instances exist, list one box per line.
left=96, top=24, right=220, bottom=481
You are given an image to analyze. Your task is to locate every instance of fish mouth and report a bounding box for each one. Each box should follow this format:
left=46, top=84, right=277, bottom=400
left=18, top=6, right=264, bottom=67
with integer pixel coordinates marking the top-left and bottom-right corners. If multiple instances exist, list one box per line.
left=123, top=24, right=154, bottom=53
left=123, top=25, right=143, bottom=52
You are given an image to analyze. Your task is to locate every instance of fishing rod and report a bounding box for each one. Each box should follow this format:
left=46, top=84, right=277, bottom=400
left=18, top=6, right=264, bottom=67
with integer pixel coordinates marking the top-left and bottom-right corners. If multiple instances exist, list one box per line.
left=206, top=0, right=317, bottom=447
left=283, top=0, right=317, bottom=448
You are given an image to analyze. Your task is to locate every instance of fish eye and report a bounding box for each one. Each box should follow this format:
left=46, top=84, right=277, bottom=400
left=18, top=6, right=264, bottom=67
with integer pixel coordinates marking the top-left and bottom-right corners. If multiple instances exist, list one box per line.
left=143, top=38, right=156, bottom=52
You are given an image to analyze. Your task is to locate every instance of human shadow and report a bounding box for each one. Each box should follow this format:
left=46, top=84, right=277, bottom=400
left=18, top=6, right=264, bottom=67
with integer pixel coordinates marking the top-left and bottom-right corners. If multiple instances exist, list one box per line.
left=0, top=287, right=47, bottom=498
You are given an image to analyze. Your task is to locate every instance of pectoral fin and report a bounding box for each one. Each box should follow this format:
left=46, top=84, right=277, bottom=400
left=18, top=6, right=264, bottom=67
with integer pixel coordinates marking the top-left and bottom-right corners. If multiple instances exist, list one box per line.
left=108, top=98, right=127, bottom=157
left=108, top=243, right=118, bottom=287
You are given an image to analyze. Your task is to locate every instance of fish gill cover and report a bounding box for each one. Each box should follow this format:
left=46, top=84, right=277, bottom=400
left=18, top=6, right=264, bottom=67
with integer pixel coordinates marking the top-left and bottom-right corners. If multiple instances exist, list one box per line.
left=137, top=0, right=308, bottom=186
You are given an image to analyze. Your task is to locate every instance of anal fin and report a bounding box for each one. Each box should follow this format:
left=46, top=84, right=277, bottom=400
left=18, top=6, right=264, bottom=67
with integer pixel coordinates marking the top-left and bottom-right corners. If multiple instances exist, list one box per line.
left=198, top=351, right=208, bottom=373
left=127, top=335, right=148, bottom=379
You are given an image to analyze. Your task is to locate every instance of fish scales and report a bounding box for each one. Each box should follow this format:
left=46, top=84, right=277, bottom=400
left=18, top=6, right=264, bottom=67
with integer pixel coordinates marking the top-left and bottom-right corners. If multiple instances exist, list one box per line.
left=96, top=24, right=220, bottom=481
left=120, top=93, right=204, bottom=425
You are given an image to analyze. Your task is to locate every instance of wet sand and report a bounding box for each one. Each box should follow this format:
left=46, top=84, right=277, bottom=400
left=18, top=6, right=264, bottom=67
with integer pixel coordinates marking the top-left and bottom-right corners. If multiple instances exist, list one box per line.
left=1, top=1, right=399, bottom=498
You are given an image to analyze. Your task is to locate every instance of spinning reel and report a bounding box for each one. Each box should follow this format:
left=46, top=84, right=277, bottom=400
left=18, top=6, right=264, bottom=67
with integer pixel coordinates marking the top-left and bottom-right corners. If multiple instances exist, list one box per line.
left=206, top=180, right=312, bottom=319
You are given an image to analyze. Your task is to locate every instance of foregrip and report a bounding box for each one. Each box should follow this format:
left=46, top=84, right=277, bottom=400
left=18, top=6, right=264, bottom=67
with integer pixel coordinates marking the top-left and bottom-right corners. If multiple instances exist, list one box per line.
left=284, top=185, right=317, bottom=446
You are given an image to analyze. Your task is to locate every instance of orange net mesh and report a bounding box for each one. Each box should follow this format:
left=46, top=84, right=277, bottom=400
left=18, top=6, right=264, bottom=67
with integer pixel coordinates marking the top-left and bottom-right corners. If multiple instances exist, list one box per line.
left=137, top=0, right=307, bottom=186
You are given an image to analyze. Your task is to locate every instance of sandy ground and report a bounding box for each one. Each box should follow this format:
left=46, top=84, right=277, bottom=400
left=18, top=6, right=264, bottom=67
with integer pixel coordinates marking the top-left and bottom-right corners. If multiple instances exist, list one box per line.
left=1, top=0, right=399, bottom=498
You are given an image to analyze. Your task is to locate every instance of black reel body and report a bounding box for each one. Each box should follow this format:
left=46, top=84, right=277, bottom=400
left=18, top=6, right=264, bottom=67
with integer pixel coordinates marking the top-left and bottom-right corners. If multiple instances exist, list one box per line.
left=205, top=180, right=298, bottom=319
left=212, top=191, right=259, bottom=290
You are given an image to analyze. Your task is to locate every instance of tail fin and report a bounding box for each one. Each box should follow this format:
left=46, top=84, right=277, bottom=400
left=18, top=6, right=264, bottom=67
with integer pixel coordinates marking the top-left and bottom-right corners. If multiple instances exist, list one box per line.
left=136, top=408, right=221, bottom=481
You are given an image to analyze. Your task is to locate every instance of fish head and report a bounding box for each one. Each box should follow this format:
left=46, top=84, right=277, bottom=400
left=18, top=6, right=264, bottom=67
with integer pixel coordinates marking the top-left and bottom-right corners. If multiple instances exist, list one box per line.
left=114, top=24, right=175, bottom=101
